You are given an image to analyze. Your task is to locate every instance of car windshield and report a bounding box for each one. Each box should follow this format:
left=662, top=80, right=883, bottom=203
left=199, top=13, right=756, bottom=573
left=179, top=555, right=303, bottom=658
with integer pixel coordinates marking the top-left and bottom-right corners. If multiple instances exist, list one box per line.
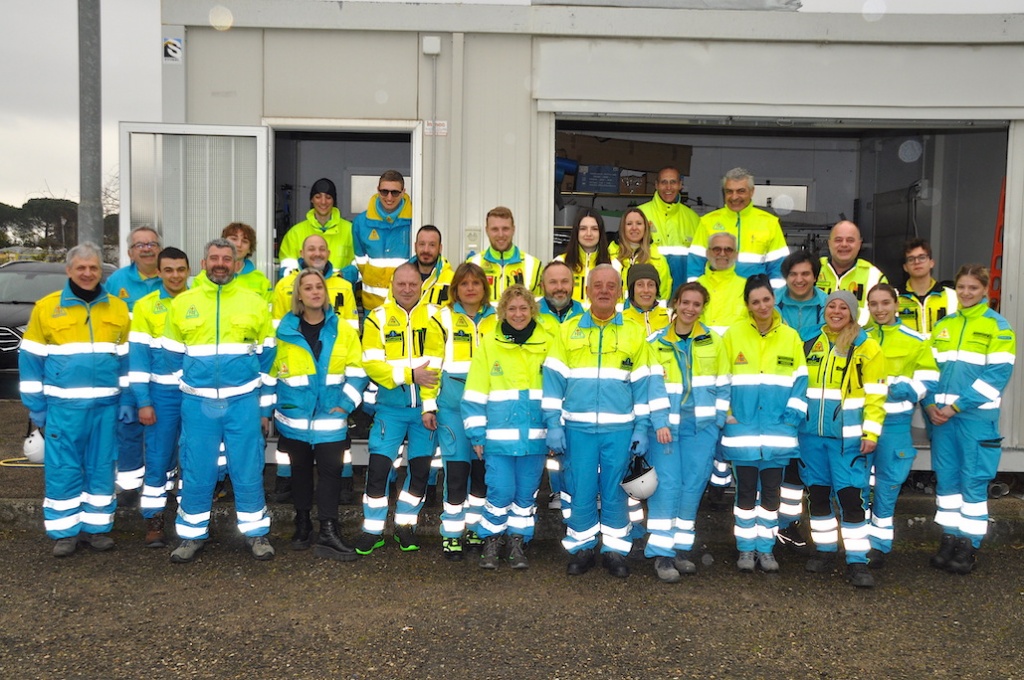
left=0, top=270, right=67, bottom=304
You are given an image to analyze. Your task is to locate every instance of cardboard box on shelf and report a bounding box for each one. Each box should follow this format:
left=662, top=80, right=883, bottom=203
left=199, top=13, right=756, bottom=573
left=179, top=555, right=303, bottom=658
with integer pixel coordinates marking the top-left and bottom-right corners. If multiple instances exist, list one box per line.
left=555, top=132, right=692, bottom=175
left=576, top=165, right=620, bottom=194
left=619, top=170, right=646, bottom=195
left=560, top=174, right=576, bottom=192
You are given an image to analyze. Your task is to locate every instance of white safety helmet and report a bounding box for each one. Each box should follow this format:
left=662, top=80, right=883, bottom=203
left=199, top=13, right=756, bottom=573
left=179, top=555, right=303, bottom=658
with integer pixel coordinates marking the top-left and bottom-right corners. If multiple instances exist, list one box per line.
left=620, top=455, right=658, bottom=500
left=23, top=428, right=44, bottom=464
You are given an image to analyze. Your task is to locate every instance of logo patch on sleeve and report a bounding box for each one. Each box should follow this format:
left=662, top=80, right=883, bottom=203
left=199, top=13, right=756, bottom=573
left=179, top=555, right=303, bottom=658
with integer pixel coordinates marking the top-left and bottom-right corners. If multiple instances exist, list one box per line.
left=491, top=361, right=503, bottom=376
left=734, top=352, right=748, bottom=365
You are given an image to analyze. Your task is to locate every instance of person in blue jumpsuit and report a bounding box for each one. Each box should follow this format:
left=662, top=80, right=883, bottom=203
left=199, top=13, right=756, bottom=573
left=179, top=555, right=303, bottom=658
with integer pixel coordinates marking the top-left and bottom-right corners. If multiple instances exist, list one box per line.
left=129, top=247, right=190, bottom=548
left=106, top=225, right=164, bottom=506
left=925, top=264, right=1015, bottom=574
left=164, top=239, right=277, bottom=563
left=864, top=283, right=938, bottom=568
left=463, top=285, right=556, bottom=570
left=646, top=282, right=730, bottom=582
left=20, top=242, right=132, bottom=557
left=543, top=264, right=658, bottom=579
left=721, top=275, right=808, bottom=574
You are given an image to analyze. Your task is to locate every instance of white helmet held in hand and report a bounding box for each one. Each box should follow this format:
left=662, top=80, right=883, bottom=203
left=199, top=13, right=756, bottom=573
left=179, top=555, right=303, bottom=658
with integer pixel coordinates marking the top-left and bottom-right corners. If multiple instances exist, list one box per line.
left=23, top=428, right=44, bottom=464
left=621, top=454, right=658, bottom=500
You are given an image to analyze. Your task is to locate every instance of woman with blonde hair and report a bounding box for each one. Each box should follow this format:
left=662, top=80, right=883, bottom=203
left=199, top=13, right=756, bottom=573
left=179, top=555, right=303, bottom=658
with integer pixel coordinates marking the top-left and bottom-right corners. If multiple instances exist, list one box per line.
left=800, top=290, right=887, bottom=588
left=610, top=208, right=672, bottom=301
left=270, top=268, right=367, bottom=560
left=461, top=285, right=557, bottom=570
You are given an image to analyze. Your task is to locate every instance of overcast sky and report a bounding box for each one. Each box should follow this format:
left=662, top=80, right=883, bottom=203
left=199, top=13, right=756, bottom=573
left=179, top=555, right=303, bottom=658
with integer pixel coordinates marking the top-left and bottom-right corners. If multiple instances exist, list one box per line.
left=0, top=0, right=160, bottom=208
left=0, top=0, right=1019, bottom=209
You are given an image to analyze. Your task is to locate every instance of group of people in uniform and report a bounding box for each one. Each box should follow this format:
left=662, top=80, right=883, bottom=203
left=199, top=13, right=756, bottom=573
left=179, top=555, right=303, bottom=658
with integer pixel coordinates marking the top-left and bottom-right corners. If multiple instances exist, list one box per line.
left=21, top=167, right=1015, bottom=590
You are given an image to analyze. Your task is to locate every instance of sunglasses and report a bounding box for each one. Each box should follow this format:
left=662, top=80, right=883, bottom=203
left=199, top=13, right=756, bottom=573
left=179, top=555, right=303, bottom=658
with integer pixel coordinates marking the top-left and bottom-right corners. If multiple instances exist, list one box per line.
left=710, top=247, right=736, bottom=254
left=378, top=189, right=403, bottom=198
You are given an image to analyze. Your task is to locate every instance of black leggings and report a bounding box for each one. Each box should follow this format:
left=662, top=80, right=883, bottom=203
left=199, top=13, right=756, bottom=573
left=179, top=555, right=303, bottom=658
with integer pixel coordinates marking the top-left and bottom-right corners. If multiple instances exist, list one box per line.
left=445, top=459, right=487, bottom=505
left=278, top=435, right=343, bottom=520
left=734, top=465, right=783, bottom=512
left=365, top=453, right=433, bottom=500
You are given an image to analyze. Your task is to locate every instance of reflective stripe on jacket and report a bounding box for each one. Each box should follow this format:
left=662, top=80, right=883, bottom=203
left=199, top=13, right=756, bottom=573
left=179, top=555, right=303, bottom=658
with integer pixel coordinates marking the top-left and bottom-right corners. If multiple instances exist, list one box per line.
left=162, top=275, right=276, bottom=412
left=802, top=326, right=887, bottom=443
left=270, top=309, right=367, bottom=444
left=129, top=286, right=183, bottom=408
left=542, top=312, right=656, bottom=435
left=648, top=322, right=730, bottom=435
left=468, top=247, right=542, bottom=302
left=19, top=282, right=131, bottom=412
left=689, top=204, right=788, bottom=287
left=353, top=195, right=413, bottom=310
left=461, top=322, right=555, bottom=456
left=926, top=299, right=1016, bottom=420
left=866, top=321, right=939, bottom=427
left=361, top=299, right=437, bottom=410
left=421, top=302, right=498, bottom=413
left=721, top=311, right=808, bottom=462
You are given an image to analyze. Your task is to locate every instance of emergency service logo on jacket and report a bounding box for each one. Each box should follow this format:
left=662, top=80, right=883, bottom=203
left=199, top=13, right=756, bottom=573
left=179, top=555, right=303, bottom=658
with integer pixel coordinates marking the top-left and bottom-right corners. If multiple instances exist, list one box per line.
left=369, top=229, right=380, bottom=241
left=491, top=361, right=503, bottom=376
left=734, top=351, right=748, bottom=365
left=185, top=305, right=199, bottom=319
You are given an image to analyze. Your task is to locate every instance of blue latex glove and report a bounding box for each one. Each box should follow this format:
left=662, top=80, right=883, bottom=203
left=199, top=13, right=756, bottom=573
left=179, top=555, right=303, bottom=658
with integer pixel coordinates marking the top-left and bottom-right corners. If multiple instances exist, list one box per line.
left=546, top=427, right=566, bottom=455
left=630, top=433, right=648, bottom=458
left=118, top=405, right=137, bottom=424
left=29, top=410, right=46, bottom=429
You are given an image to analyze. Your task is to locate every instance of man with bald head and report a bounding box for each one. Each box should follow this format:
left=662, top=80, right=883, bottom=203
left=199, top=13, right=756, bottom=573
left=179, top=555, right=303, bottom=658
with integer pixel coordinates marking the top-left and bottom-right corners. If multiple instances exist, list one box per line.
left=815, top=220, right=887, bottom=326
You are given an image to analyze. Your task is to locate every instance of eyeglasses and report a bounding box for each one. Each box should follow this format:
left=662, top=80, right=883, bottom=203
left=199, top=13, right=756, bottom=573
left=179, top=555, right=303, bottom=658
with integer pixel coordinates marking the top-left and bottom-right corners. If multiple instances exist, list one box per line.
left=378, top=189, right=403, bottom=198
left=905, top=254, right=930, bottom=264
left=131, top=241, right=160, bottom=250
left=710, top=247, right=736, bottom=254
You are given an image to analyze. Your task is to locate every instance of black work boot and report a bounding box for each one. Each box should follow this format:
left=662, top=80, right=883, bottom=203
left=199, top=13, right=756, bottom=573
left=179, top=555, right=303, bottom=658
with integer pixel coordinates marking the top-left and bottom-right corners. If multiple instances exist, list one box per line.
left=929, top=533, right=958, bottom=570
left=313, top=519, right=357, bottom=562
left=946, top=537, right=977, bottom=575
left=291, top=510, right=313, bottom=550
left=480, top=534, right=502, bottom=570
left=507, top=534, right=528, bottom=570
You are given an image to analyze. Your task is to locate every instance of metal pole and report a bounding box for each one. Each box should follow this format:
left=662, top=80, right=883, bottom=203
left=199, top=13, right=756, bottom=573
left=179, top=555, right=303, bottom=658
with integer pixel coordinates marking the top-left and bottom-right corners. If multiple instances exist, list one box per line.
left=78, top=0, right=103, bottom=247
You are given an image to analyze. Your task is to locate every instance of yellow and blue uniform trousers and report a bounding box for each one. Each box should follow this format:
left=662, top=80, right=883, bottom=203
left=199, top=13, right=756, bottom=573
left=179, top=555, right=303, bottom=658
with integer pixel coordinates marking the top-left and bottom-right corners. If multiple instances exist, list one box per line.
left=423, top=303, right=497, bottom=539
left=107, top=263, right=163, bottom=498
left=926, top=300, right=1015, bottom=548
left=129, top=286, right=185, bottom=519
left=721, top=312, right=808, bottom=554
left=543, top=312, right=656, bottom=556
left=361, top=299, right=438, bottom=534
left=20, top=283, right=131, bottom=539
left=689, top=204, right=788, bottom=288
left=462, top=321, right=554, bottom=540
left=645, top=322, right=730, bottom=557
left=800, top=327, right=887, bottom=564
left=163, top=276, right=276, bottom=541
left=866, top=322, right=938, bottom=553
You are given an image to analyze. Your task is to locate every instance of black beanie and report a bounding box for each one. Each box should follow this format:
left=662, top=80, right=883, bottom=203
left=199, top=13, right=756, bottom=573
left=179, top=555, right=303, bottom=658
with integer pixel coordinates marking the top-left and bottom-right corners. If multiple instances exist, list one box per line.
left=627, top=263, right=660, bottom=299
left=310, top=178, right=337, bottom=204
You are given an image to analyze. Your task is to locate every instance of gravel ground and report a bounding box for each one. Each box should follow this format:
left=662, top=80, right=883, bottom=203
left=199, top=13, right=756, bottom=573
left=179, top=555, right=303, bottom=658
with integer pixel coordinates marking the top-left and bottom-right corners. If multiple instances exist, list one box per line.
left=1, top=399, right=1023, bottom=679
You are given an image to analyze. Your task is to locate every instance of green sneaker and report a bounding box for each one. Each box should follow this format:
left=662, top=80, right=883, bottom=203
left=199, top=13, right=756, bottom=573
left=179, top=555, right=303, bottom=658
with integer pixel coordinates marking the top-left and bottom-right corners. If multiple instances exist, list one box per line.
left=442, top=537, right=464, bottom=561
left=353, top=532, right=386, bottom=555
left=393, top=525, right=420, bottom=552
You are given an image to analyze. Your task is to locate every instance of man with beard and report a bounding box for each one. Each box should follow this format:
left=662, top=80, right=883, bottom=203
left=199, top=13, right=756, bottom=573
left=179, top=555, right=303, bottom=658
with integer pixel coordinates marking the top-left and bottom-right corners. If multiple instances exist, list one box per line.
left=410, top=225, right=453, bottom=305
left=164, top=239, right=276, bottom=563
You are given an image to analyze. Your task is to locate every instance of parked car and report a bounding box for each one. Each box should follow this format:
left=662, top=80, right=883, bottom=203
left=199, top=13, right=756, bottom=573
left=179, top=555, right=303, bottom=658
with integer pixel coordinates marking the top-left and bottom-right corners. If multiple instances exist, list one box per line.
left=0, top=260, right=117, bottom=377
